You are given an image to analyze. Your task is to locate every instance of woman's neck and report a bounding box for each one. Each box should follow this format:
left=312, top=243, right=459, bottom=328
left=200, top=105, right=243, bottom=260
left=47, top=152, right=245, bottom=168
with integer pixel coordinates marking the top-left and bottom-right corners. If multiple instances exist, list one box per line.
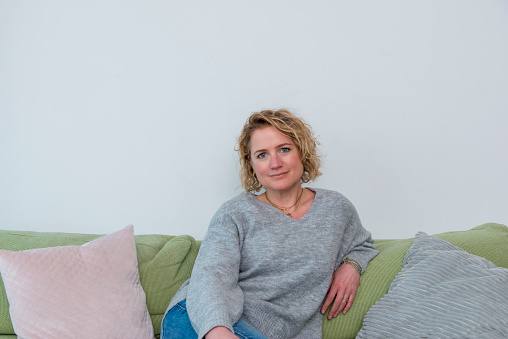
left=258, top=186, right=315, bottom=220
left=264, top=184, right=303, bottom=208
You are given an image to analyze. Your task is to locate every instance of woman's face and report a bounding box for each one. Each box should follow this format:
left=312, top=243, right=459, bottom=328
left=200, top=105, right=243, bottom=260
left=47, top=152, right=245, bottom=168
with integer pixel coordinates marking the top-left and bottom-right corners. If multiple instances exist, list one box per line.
left=249, top=125, right=304, bottom=194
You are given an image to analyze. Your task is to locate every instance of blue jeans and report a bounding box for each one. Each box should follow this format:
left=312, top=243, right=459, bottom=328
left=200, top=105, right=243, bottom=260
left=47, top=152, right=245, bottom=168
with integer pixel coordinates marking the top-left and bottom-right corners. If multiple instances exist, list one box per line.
left=161, top=299, right=268, bottom=339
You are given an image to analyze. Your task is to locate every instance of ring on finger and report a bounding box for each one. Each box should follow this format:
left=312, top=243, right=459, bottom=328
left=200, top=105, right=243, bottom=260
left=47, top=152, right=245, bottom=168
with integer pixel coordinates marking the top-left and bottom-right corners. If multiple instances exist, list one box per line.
left=342, top=297, right=348, bottom=303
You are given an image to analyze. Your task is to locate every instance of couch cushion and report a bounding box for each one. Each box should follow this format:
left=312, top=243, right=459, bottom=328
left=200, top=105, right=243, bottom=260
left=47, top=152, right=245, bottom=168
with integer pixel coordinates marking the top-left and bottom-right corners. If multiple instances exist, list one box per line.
left=0, top=229, right=200, bottom=338
left=356, top=231, right=508, bottom=338
left=322, top=223, right=508, bottom=339
left=135, top=234, right=200, bottom=336
left=0, top=225, right=154, bottom=339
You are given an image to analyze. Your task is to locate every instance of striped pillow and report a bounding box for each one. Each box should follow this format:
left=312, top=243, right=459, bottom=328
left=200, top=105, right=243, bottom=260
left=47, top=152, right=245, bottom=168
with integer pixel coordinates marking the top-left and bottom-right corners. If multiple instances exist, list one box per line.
left=357, top=232, right=508, bottom=338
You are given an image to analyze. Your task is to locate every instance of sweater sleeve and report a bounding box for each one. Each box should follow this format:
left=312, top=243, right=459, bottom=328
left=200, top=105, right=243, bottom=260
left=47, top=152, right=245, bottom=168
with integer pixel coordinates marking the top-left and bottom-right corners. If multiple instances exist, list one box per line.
left=335, top=200, right=379, bottom=274
left=186, top=207, right=244, bottom=338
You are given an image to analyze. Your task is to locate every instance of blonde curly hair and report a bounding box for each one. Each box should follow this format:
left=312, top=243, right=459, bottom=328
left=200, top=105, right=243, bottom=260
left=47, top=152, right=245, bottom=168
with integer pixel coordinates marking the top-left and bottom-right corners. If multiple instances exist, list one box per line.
left=237, top=109, right=322, bottom=192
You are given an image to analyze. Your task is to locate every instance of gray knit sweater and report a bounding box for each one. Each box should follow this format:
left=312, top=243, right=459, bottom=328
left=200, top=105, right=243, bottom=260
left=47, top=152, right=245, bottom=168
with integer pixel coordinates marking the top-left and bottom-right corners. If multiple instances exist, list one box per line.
left=165, top=188, right=378, bottom=339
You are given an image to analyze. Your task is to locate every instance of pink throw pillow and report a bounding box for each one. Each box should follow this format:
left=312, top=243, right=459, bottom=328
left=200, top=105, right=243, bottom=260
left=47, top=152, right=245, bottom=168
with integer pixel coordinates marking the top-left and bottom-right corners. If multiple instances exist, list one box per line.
left=0, top=225, right=154, bottom=339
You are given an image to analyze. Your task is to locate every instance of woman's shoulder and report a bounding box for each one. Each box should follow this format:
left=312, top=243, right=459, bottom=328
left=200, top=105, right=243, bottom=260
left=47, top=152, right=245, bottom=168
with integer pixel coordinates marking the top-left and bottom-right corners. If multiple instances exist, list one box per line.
left=214, top=191, right=259, bottom=215
left=207, top=191, right=261, bottom=236
left=309, top=187, right=356, bottom=210
left=223, top=190, right=257, bottom=205
left=309, top=187, right=349, bottom=200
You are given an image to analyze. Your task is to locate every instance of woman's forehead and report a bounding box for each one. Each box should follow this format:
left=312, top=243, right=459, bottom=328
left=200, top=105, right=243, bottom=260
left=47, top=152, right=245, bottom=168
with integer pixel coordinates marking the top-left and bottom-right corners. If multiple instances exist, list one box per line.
left=250, top=126, right=294, bottom=150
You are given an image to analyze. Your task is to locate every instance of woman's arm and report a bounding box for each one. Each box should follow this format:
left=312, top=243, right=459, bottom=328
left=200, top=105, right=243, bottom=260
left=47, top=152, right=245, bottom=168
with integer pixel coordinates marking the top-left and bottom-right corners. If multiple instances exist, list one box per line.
left=321, top=199, right=379, bottom=318
left=321, top=260, right=360, bottom=318
left=186, top=208, right=245, bottom=338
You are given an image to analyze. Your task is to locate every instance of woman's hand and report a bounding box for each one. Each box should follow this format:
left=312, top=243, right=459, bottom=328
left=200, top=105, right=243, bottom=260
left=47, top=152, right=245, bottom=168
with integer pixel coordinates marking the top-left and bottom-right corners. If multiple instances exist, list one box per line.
left=321, top=263, right=360, bottom=319
left=205, top=326, right=239, bottom=339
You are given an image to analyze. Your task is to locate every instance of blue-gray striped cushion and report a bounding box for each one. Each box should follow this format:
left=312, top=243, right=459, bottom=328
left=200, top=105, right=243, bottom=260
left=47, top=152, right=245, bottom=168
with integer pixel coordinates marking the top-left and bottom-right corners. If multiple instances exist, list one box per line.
left=356, top=232, right=508, bottom=338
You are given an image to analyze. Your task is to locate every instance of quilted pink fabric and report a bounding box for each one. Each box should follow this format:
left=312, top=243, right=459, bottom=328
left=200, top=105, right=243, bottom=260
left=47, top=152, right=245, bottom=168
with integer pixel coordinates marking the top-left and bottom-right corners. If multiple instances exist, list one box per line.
left=0, top=225, right=155, bottom=339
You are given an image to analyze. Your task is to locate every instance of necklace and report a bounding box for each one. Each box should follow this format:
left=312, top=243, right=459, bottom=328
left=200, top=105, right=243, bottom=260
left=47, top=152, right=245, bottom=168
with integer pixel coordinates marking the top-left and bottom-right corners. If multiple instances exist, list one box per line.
left=265, top=188, right=304, bottom=218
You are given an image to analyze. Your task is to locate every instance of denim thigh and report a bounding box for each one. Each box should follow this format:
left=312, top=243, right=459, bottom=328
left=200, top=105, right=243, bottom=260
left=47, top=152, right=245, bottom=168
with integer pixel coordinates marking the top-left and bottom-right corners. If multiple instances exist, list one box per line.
left=161, top=299, right=268, bottom=339
left=161, top=300, right=198, bottom=339
left=233, top=318, right=268, bottom=339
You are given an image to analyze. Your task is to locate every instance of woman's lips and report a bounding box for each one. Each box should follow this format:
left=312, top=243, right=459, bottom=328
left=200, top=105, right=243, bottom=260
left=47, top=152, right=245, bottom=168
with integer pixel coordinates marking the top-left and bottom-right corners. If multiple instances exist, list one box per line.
left=270, top=171, right=288, bottom=178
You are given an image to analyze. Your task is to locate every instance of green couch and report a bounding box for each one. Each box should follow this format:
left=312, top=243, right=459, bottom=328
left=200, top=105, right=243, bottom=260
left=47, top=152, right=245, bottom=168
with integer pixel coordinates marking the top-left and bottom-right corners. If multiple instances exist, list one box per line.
left=1, top=223, right=507, bottom=338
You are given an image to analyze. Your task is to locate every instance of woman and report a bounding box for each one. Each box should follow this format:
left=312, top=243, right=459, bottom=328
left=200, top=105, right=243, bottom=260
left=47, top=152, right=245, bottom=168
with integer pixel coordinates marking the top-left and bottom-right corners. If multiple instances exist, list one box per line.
left=161, top=109, right=378, bottom=339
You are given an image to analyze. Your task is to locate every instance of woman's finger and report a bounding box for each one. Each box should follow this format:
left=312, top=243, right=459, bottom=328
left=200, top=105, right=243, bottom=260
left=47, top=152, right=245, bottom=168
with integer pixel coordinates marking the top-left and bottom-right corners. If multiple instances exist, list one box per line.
left=329, top=293, right=347, bottom=318
left=342, top=292, right=355, bottom=314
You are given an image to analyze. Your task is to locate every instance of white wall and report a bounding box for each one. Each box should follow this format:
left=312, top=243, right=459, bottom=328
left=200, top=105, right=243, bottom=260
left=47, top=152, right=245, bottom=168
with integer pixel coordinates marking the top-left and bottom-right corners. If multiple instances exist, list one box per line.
left=1, top=1, right=507, bottom=240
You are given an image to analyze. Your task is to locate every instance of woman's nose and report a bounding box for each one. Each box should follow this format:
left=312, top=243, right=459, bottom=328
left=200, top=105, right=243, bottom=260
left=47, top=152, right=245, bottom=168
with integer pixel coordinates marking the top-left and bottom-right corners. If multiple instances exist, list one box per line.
left=270, top=155, right=282, bottom=168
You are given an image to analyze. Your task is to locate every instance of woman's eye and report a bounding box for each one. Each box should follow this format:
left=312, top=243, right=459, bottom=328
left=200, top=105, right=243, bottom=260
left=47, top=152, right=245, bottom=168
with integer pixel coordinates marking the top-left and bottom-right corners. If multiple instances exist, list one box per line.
left=257, top=153, right=266, bottom=159
left=280, top=147, right=290, bottom=153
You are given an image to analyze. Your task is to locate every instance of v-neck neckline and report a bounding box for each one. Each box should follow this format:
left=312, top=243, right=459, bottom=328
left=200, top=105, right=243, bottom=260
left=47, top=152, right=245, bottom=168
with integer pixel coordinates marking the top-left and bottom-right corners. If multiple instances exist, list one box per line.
left=249, top=188, right=319, bottom=222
